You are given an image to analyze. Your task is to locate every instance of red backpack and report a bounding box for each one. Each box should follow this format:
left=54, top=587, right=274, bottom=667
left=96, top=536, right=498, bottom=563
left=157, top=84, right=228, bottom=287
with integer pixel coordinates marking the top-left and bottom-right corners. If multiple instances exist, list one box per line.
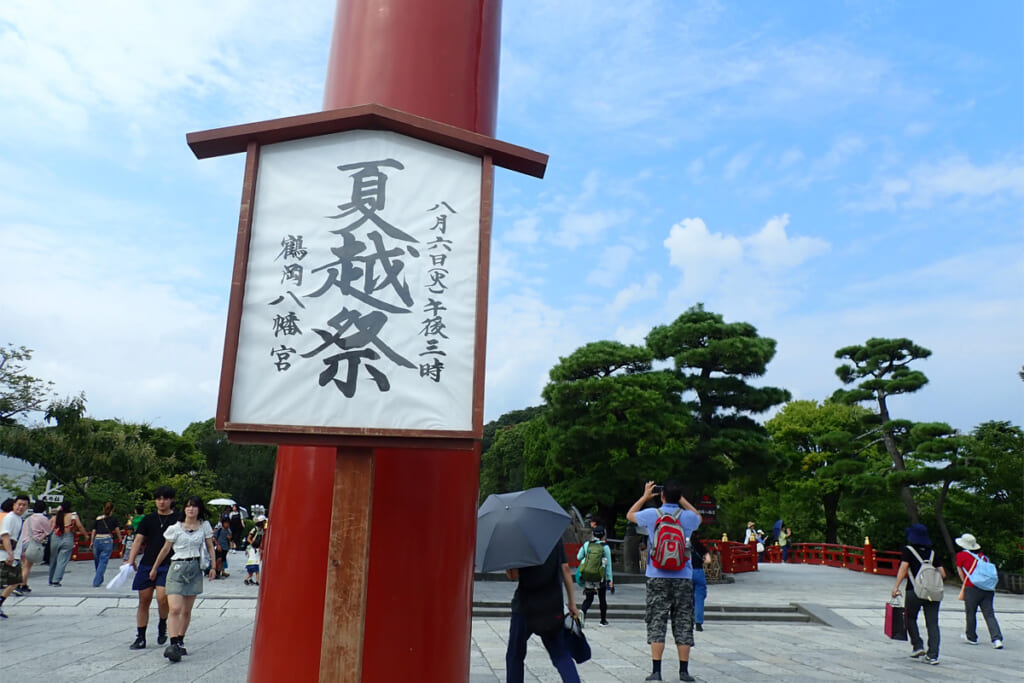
left=650, top=507, right=689, bottom=571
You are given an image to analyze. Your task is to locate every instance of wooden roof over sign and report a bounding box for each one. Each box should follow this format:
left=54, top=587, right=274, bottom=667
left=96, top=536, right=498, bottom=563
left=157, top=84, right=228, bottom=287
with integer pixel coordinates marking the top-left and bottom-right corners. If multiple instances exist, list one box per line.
left=186, top=103, right=548, bottom=179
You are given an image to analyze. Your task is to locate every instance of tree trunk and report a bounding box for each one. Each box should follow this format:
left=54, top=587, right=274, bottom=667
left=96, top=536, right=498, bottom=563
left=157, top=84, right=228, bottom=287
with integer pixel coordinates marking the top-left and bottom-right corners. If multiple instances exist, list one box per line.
left=877, top=395, right=920, bottom=524
left=934, top=479, right=956, bottom=565
left=822, top=490, right=840, bottom=544
left=597, top=503, right=617, bottom=539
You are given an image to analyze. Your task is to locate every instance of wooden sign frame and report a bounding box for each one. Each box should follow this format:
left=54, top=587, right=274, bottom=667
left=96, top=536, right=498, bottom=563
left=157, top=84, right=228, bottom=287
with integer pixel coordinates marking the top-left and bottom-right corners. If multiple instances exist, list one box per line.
left=187, top=104, right=546, bottom=449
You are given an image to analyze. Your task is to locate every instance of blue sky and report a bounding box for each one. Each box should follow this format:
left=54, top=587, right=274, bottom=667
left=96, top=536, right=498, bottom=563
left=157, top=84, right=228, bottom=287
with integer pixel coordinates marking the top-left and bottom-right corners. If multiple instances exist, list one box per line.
left=2, top=1, right=1021, bottom=435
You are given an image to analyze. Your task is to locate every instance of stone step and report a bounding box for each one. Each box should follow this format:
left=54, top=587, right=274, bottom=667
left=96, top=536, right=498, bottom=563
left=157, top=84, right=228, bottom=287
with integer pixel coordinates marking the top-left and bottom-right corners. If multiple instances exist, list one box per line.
left=471, top=603, right=813, bottom=623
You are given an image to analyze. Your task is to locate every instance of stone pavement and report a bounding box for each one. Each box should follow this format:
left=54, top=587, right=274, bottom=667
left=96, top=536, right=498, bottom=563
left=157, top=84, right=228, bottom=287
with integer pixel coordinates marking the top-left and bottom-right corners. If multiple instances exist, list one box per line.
left=1, top=553, right=1021, bottom=681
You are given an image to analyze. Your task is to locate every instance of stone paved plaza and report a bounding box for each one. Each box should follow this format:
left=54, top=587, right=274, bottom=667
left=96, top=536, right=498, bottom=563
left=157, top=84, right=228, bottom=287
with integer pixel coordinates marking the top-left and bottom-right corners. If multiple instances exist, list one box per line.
left=1, top=552, right=1021, bottom=681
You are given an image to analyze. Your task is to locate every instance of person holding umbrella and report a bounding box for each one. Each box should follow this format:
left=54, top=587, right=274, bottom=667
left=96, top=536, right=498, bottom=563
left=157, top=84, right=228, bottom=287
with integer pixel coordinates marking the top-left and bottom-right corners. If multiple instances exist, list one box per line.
left=475, top=488, right=581, bottom=683
left=505, top=544, right=581, bottom=682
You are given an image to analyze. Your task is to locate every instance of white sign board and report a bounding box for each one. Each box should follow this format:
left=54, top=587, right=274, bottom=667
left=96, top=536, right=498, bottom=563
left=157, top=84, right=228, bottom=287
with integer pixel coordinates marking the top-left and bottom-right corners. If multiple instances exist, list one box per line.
left=229, top=130, right=482, bottom=432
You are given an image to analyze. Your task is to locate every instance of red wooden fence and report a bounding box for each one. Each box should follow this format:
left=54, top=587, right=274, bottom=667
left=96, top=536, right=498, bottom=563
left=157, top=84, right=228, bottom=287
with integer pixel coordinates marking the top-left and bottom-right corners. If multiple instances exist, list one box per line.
left=69, top=533, right=125, bottom=562
left=708, top=538, right=901, bottom=576
left=564, top=537, right=899, bottom=576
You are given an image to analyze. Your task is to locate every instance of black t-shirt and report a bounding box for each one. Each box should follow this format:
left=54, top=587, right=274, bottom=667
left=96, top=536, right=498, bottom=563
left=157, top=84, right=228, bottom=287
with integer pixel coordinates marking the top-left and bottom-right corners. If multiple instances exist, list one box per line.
left=511, top=543, right=566, bottom=633
left=136, top=512, right=178, bottom=567
left=901, top=543, right=942, bottom=593
left=93, top=516, right=119, bottom=535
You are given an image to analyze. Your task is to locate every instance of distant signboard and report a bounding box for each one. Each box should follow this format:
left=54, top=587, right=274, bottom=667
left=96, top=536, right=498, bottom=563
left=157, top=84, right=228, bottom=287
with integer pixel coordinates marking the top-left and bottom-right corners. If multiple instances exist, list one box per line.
left=696, top=495, right=717, bottom=524
left=42, top=494, right=64, bottom=503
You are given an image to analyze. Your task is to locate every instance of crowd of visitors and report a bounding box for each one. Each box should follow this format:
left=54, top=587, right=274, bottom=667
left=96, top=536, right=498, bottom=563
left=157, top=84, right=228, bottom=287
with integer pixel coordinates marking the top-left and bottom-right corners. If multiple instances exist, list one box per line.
left=0, top=486, right=267, bottom=668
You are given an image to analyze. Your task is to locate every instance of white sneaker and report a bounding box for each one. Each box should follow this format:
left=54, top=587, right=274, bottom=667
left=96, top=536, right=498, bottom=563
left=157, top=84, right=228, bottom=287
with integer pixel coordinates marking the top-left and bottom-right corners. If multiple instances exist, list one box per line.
left=993, top=639, right=1003, bottom=649
left=961, top=634, right=978, bottom=645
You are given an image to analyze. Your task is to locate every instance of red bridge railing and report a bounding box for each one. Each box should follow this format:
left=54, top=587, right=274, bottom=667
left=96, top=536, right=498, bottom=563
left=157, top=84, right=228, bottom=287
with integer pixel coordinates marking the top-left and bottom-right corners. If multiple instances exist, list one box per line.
left=705, top=538, right=900, bottom=576
left=69, top=532, right=126, bottom=562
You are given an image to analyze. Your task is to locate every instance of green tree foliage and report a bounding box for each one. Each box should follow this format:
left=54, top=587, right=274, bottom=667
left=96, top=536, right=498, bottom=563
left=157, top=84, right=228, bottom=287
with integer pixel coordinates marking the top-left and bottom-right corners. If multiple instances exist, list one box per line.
left=765, top=400, right=879, bottom=543
left=646, top=304, right=790, bottom=487
left=904, top=422, right=985, bottom=560
left=833, top=337, right=931, bottom=524
left=943, top=421, right=1024, bottom=571
left=0, top=397, right=235, bottom=520
left=536, top=341, right=691, bottom=532
left=479, top=409, right=546, bottom=499
left=0, top=344, right=54, bottom=424
left=0, top=395, right=160, bottom=514
left=182, top=419, right=276, bottom=508
left=482, top=405, right=545, bottom=454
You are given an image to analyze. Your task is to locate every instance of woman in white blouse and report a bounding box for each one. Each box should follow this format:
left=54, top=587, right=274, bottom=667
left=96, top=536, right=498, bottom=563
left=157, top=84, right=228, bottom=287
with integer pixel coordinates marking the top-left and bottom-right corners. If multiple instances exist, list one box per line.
left=149, top=496, right=217, bottom=663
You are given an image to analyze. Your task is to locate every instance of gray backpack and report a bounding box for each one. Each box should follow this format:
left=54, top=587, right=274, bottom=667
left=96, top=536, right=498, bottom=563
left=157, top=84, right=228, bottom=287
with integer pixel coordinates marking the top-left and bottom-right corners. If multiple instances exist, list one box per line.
left=907, top=546, right=944, bottom=602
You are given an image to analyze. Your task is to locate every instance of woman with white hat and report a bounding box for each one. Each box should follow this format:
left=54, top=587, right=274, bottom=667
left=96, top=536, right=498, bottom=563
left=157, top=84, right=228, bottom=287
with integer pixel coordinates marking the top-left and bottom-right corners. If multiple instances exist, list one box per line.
left=954, top=533, right=1003, bottom=649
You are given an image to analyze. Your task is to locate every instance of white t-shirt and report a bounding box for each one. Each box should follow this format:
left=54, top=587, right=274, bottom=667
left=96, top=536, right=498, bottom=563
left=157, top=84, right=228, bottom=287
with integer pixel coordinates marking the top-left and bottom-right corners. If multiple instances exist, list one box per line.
left=163, top=520, right=214, bottom=559
left=0, top=513, right=25, bottom=562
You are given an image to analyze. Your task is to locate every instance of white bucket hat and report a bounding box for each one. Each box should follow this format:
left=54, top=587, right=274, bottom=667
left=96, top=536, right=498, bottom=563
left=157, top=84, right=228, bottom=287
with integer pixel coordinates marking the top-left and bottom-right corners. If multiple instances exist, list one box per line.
left=955, top=533, right=980, bottom=550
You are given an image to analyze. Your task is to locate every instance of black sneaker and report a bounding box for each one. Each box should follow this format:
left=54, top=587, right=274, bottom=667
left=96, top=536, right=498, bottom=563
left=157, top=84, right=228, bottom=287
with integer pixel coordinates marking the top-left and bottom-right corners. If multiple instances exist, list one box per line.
left=12, top=587, right=25, bottom=596
left=20, top=585, right=31, bottom=593
left=695, top=623, right=703, bottom=632
left=157, top=627, right=168, bottom=645
left=179, top=645, right=188, bottom=655
left=680, top=674, right=696, bottom=683
left=0, top=609, right=7, bottom=619
left=645, top=674, right=662, bottom=682
left=164, top=643, right=182, bottom=663
left=129, top=636, right=146, bottom=650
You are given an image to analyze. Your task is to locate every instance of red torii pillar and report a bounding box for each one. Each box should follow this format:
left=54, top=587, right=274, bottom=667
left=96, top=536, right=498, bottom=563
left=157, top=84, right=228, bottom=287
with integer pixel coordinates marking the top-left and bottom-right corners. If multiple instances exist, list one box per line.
left=248, top=2, right=502, bottom=681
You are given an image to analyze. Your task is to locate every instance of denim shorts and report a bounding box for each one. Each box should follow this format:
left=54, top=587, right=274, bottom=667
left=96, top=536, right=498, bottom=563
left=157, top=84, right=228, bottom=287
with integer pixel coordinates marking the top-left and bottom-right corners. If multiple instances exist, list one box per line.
left=165, top=558, right=204, bottom=596
left=132, top=563, right=169, bottom=591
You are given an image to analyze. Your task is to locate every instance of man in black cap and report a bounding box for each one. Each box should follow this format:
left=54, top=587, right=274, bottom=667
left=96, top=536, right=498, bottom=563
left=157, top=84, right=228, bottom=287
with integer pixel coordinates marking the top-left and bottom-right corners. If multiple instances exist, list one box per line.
left=891, top=523, right=947, bottom=665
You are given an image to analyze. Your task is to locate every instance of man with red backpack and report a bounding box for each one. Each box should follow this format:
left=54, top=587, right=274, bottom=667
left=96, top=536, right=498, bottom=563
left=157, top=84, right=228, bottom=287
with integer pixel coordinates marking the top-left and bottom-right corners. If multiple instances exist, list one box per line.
left=627, top=480, right=702, bottom=682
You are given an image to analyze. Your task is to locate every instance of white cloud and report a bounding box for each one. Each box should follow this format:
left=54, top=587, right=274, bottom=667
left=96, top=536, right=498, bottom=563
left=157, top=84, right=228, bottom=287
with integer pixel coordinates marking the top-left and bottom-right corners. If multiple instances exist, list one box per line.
left=778, top=147, right=804, bottom=169
left=663, top=215, right=830, bottom=316
left=0, top=1, right=330, bottom=147
left=724, top=146, right=759, bottom=181
left=586, top=245, right=636, bottom=287
left=853, top=155, right=1024, bottom=210
left=745, top=215, right=830, bottom=270
left=0, top=223, right=225, bottom=430
left=687, top=158, right=705, bottom=180
left=663, top=217, right=744, bottom=294
left=499, top=4, right=914, bottom=143
left=484, top=293, right=584, bottom=418
left=607, top=274, right=660, bottom=315
left=506, top=216, right=540, bottom=244
left=552, top=210, right=628, bottom=249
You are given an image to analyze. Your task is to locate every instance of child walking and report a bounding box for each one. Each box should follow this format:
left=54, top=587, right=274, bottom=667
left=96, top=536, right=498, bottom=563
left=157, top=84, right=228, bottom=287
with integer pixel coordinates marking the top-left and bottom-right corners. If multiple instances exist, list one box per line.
left=244, top=543, right=260, bottom=585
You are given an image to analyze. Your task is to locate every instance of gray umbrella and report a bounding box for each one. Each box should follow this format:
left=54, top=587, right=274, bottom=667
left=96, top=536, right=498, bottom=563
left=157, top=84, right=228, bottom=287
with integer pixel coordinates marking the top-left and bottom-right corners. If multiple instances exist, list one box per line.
left=476, top=487, right=571, bottom=572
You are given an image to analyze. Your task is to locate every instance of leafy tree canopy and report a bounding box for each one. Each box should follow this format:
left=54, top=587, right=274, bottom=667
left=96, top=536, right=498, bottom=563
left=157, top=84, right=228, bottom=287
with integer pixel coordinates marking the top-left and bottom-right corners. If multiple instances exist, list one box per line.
left=0, top=344, right=54, bottom=424
left=537, top=340, right=692, bottom=531
left=646, top=304, right=790, bottom=483
left=832, top=337, right=932, bottom=524
left=183, top=418, right=276, bottom=508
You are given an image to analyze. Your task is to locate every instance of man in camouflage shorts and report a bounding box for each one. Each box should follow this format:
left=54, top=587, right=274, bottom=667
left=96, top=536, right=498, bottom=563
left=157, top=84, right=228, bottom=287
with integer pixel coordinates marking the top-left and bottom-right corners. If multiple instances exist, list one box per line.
left=628, top=481, right=702, bottom=682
